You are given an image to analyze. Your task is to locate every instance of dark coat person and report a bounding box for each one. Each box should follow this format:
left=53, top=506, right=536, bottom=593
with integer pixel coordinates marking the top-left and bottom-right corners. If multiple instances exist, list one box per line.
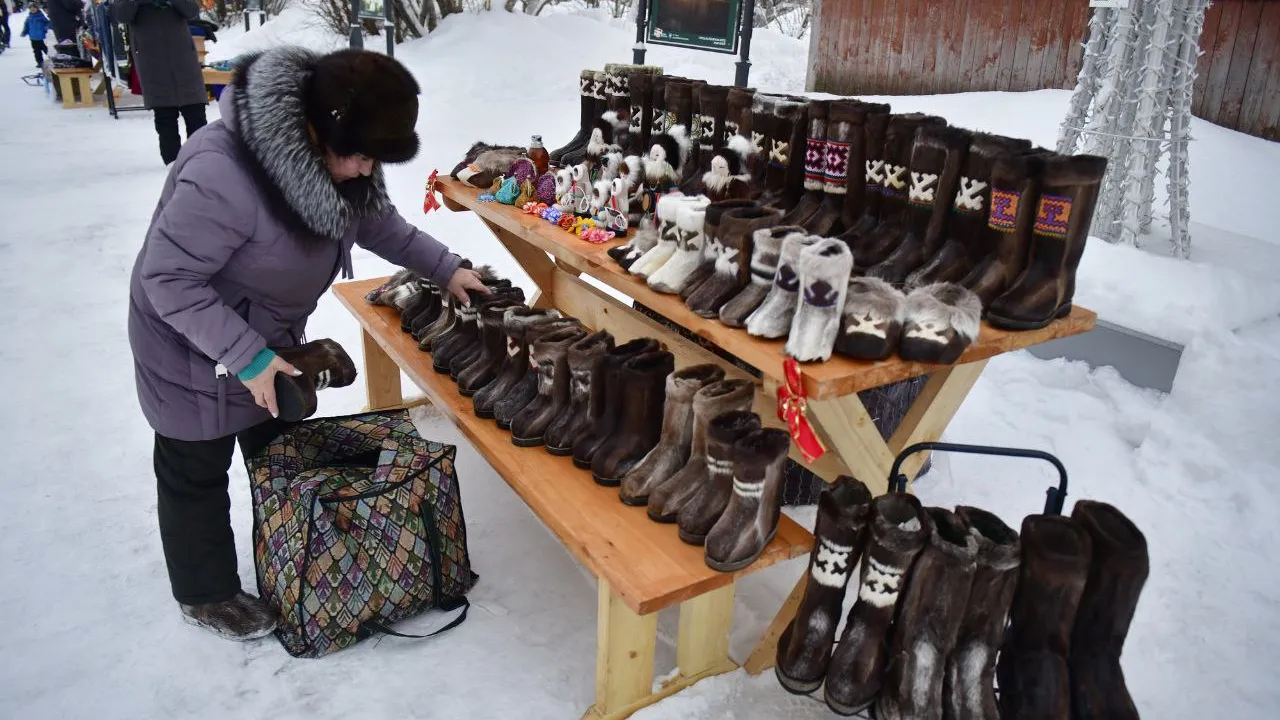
left=44, top=0, right=82, bottom=42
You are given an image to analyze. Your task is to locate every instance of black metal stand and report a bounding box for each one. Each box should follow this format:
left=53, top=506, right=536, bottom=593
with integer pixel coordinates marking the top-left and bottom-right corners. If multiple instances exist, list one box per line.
left=349, top=0, right=364, bottom=50
left=633, top=0, right=648, bottom=65
left=735, top=0, right=756, bottom=87
left=888, top=441, right=1069, bottom=516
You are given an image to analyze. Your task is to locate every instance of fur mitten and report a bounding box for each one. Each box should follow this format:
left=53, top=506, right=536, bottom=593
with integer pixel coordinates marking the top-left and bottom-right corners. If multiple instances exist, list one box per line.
left=785, top=238, right=854, bottom=363
left=899, top=283, right=982, bottom=365
left=834, top=277, right=908, bottom=361
left=745, top=233, right=820, bottom=338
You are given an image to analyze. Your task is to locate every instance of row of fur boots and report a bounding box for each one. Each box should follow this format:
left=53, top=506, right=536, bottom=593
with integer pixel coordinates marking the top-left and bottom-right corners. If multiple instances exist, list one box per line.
left=775, top=477, right=1148, bottom=720
left=367, top=268, right=794, bottom=573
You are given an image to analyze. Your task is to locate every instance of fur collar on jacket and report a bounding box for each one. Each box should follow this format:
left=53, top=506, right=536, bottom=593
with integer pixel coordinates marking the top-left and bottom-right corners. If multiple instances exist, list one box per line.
left=230, top=47, right=390, bottom=243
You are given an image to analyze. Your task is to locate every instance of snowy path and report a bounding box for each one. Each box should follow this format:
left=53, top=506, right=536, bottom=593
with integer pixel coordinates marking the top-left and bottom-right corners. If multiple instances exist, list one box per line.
left=1, top=9, right=1278, bottom=719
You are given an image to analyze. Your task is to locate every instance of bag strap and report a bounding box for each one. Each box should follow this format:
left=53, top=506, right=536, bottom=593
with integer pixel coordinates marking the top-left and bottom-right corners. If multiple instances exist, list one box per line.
left=363, top=597, right=470, bottom=641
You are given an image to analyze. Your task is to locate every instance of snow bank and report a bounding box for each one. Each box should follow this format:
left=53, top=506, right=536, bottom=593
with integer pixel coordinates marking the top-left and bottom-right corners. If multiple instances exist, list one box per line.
left=204, top=4, right=346, bottom=63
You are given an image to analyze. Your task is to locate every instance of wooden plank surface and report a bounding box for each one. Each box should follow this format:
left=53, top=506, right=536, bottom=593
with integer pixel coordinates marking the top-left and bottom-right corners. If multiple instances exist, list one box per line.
left=1204, top=0, right=1244, bottom=119
left=437, top=177, right=1096, bottom=401
left=1194, top=0, right=1225, bottom=118
left=1222, top=0, right=1265, bottom=129
left=333, top=278, right=814, bottom=616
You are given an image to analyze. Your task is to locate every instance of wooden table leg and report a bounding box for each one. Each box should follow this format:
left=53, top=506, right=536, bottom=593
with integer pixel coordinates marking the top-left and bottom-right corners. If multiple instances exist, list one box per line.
left=887, top=359, right=988, bottom=484
left=361, top=328, right=403, bottom=411
left=675, top=582, right=738, bottom=680
left=742, top=573, right=806, bottom=676
left=583, top=581, right=658, bottom=720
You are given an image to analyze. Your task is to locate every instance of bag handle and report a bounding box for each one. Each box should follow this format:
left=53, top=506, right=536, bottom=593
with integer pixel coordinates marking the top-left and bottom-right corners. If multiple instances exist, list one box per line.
left=888, top=441, right=1068, bottom=516
left=363, top=596, right=470, bottom=641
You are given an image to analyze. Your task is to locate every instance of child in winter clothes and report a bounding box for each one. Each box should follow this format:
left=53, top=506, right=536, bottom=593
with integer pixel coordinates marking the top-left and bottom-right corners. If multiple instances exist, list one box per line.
left=21, top=5, right=51, bottom=68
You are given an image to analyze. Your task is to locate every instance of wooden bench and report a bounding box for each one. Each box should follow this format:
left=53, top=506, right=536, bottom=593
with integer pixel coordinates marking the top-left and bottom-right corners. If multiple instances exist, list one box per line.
left=50, top=67, right=97, bottom=109
left=334, top=177, right=1096, bottom=717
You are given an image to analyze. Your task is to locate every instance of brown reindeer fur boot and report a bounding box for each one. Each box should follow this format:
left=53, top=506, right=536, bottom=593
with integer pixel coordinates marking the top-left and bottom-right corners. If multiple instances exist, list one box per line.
left=675, top=410, right=763, bottom=545
left=544, top=331, right=615, bottom=456
left=703, top=427, right=791, bottom=572
left=571, top=338, right=662, bottom=468
left=590, top=351, right=677, bottom=486
left=618, top=364, right=725, bottom=504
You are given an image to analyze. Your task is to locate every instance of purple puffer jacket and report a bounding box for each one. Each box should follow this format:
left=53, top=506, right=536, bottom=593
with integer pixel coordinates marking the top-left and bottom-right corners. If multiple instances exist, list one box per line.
left=128, top=48, right=461, bottom=442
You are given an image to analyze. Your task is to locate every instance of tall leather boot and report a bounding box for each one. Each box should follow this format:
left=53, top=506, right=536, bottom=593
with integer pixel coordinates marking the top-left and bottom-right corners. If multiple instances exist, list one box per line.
left=572, top=338, right=661, bottom=469
left=847, top=114, right=948, bottom=268
left=996, top=515, right=1092, bottom=720
left=680, top=83, right=732, bottom=193
left=511, top=326, right=589, bottom=447
left=449, top=288, right=525, bottom=379
left=272, top=339, right=358, bottom=422
left=806, top=100, right=881, bottom=237
left=959, top=151, right=1046, bottom=307
left=745, top=232, right=820, bottom=339
left=686, top=206, right=783, bottom=318
left=824, top=493, right=928, bottom=716
left=494, top=318, right=582, bottom=430
left=876, top=508, right=979, bottom=720
left=987, top=154, right=1108, bottom=330
left=780, top=100, right=830, bottom=228
left=627, top=71, right=655, bottom=158
left=1068, top=501, right=1148, bottom=720
left=773, top=476, right=873, bottom=693
left=457, top=299, right=526, bottom=396
left=590, top=350, right=676, bottom=486
left=544, top=330, right=615, bottom=456
left=618, top=364, right=726, bottom=503
left=725, top=86, right=756, bottom=142
left=719, top=225, right=802, bottom=328
left=646, top=378, right=755, bottom=522
left=841, top=105, right=892, bottom=235
left=680, top=199, right=757, bottom=302
left=943, top=507, right=1021, bottom=720
left=675, top=410, right=763, bottom=545
left=907, top=133, right=1033, bottom=289
left=473, top=308, right=561, bottom=419
left=757, top=99, right=807, bottom=210
left=704, top=427, right=791, bottom=572
left=550, top=70, right=605, bottom=163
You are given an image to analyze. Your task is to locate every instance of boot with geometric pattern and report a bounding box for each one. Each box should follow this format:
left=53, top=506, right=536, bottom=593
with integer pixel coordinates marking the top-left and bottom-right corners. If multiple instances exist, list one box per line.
left=840, top=105, right=892, bottom=237
left=550, top=70, right=606, bottom=163
left=785, top=237, right=854, bottom=363
left=779, top=100, right=830, bottom=228
left=959, top=151, right=1046, bottom=307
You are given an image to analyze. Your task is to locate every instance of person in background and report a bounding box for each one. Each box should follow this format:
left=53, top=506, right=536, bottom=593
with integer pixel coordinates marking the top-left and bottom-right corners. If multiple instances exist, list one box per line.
left=21, top=3, right=51, bottom=67
left=44, top=0, right=81, bottom=43
left=112, top=0, right=207, bottom=165
left=1, top=1, right=11, bottom=50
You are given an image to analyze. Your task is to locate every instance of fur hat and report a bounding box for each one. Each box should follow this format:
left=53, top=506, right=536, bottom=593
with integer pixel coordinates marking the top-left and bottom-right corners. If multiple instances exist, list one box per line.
left=305, top=50, right=421, bottom=164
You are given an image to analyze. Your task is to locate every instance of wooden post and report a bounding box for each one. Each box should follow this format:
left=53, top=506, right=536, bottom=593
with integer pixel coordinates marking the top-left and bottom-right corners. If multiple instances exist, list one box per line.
left=675, top=582, right=737, bottom=679
left=585, top=581, right=658, bottom=720
left=361, top=328, right=403, bottom=410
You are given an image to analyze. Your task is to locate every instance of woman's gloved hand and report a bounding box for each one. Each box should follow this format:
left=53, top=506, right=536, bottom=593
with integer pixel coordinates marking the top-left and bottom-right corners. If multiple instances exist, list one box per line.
left=240, top=354, right=302, bottom=418
left=446, top=267, right=490, bottom=304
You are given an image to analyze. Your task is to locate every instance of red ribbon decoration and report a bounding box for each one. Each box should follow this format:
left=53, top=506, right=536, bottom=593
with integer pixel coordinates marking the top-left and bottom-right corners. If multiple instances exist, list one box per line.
left=423, top=169, right=442, bottom=214
left=776, top=357, right=827, bottom=463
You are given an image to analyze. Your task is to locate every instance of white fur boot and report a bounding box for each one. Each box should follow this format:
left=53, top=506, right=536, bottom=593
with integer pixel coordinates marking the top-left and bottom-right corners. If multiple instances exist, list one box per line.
left=745, top=233, right=820, bottom=339
left=649, top=197, right=711, bottom=294
left=785, top=238, right=854, bottom=363
left=631, top=194, right=695, bottom=278
left=898, top=283, right=982, bottom=365
left=834, top=277, right=908, bottom=361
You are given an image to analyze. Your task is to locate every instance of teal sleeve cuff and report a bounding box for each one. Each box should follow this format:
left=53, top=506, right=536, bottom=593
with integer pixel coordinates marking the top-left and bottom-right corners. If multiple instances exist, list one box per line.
left=236, top=349, right=277, bottom=382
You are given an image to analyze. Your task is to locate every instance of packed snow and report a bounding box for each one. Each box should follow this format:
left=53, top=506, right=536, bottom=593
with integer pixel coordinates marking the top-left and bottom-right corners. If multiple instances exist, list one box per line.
left=1, top=6, right=1278, bottom=720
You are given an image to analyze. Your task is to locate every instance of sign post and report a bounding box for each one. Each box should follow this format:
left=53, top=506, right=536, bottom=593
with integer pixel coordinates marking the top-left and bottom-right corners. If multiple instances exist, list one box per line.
left=350, top=0, right=395, bottom=56
left=632, top=0, right=756, bottom=87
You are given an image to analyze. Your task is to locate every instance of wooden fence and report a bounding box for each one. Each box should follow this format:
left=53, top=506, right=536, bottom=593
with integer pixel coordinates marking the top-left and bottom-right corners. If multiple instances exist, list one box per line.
left=1194, top=0, right=1280, bottom=141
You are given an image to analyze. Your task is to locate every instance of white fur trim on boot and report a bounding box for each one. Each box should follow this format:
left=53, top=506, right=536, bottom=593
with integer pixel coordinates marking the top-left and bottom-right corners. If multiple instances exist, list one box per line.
left=631, top=195, right=696, bottom=278
left=785, top=238, right=854, bottom=363
left=834, top=277, right=908, bottom=361
left=746, top=234, right=820, bottom=338
left=899, top=283, right=982, bottom=365
left=649, top=199, right=711, bottom=294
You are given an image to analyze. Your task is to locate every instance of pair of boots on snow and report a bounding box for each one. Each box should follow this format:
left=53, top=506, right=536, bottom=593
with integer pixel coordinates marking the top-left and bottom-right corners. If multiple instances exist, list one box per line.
left=776, top=477, right=1148, bottom=720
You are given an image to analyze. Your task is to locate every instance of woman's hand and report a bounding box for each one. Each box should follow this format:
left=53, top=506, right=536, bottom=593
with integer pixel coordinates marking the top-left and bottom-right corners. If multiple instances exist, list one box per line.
left=241, top=355, right=302, bottom=418
left=446, top=267, right=490, bottom=303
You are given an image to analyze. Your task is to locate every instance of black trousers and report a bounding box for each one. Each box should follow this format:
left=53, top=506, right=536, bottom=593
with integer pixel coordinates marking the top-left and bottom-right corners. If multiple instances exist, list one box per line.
left=154, top=104, right=208, bottom=165
left=0, top=20, right=11, bottom=48
left=31, top=40, right=46, bottom=68
left=154, top=419, right=289, bottom=605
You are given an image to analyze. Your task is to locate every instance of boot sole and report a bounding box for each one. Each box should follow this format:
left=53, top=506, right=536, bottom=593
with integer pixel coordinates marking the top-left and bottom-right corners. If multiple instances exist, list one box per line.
left=986, top=303, right=1072, bottom=332
left=474, top=408, right=496, bottom=419
left=181, top=613, right=277, bottom=642
left=545, top=446, right=574, bottom=457
left=511, top=436, right=545, bottom=448
left=592, top=474, right=621, bottom=487
left=273, top=376, right=312, bottom=423
left=824, top=693, right=874, bottom=717
left=496, top=420, right=513, bottom=431
left=572, top=457, right=592, bottom=470
left=772, top=625, right=825, bottom=695
left=619, top=494, right=648, bottom=507
left=458, top=388, right=477, bottom=397
left=677, top=528, right=706, bottom=546
left=647, top=509, right=678, bottom=524
left=704, top=527, right=777, bottom=572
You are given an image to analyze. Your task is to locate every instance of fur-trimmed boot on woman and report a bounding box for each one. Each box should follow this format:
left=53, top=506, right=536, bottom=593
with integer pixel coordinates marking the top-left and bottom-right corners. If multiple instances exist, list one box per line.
left=676, top=410, right=763, bottom=544
left=681, top=199, right=757, bottom=301
left=590, top=350, right=676, bottom=486
left=473, top=308, right=561, bottom=419
left=867, top=126, right=973, bottom=284
left=987, top=154, right=1108, bottom=330
left=942, top=507, right=1021, bottom=720
left=273, top=339, right=358, bottom=422
left=646, top=378, right=755, bottom=522
left=511, top=326, right=589, bottom=447
left=703, top=427, right=791, bottom=572
left=824, top=493, right=928, bottom=716
left=544, top=331, right=615, bottom=456
left=745, top=233, right=819, bottom=339
left=779, top=100, right=830, bottom=227
left=719, top=225, right=801, bottom=328
left=618, top=364, right=726, bottom=504
left=774, top=476, right=873, bottom=694
left=997, top=515, right=1092, bottom=720
left=907, top=133, right=1033, bottom=288
left=876, top=508, right=979, bottom=720
left=649, top=200, right=712, bottom=294
left=834, top=277, right=908, bottom=361
left=686, top=206, right=782, bottom=318
left=572, top=338, right=662, bottom=469
left=1068, top=501, right=1148, bottom=720
left=899, top=282, right=983, bottom=365
left=785, top=237, right=854, bottom=363
left=493, top=318, right=582, bottom=430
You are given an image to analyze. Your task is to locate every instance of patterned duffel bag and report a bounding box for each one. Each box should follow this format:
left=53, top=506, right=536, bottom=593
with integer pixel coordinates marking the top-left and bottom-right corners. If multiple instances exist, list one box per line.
left=246, top=410, right=476, bottom=658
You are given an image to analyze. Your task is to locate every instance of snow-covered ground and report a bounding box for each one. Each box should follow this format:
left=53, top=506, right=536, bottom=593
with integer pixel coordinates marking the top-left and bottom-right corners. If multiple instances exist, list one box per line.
left=2, top=6, right=1278, bottom=719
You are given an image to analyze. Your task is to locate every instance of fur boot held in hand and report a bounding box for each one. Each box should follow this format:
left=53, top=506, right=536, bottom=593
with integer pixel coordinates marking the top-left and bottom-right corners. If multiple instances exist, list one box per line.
left=775, top=476, right=873, bottom=694
left=544, top=331, right=615, bottom=455
left=785, top=238, right=854, bottom=363
left=745, top=233, right=819, bottom=339
left=590, top=350, right=676, bottom=486
left=273, top=339, right=358, bottom=422
left=1068, top=501, right=1148, bottom=720
left=899, top=283, right=982, bottom=365
left=703, top=427, right=791, bottom=572
left=646, top=379, right=755, bottom=522
left=824, top=493, right=927, bottom=716
left=676, top=411, right=763, bottom=545
left=619, top=364, right=726, bottom=505
left=719, top=225, right=799, bottom=328
left=834, top=277, right=907, bottom=361
left=943, top=507, right=1021, bottom=720
left=996, top=515, right=1092, bottom=720
left=875, top=508, right=979, bottom=720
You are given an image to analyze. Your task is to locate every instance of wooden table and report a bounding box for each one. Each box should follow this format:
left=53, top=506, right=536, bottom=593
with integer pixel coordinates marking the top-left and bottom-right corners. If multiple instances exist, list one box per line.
left=334, top=177, right=1096, bottom=718
left=49, top=67, right=98, bottom=109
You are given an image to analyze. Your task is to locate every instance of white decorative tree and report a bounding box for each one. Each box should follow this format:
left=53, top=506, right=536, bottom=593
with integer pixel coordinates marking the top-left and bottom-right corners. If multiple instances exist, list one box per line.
left=1057, top=0, right=1210, bottom=259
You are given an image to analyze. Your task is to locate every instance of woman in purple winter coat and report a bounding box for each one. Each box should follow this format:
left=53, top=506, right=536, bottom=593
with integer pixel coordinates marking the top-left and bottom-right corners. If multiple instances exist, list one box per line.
left=127, top=47, right=487, bottom=641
